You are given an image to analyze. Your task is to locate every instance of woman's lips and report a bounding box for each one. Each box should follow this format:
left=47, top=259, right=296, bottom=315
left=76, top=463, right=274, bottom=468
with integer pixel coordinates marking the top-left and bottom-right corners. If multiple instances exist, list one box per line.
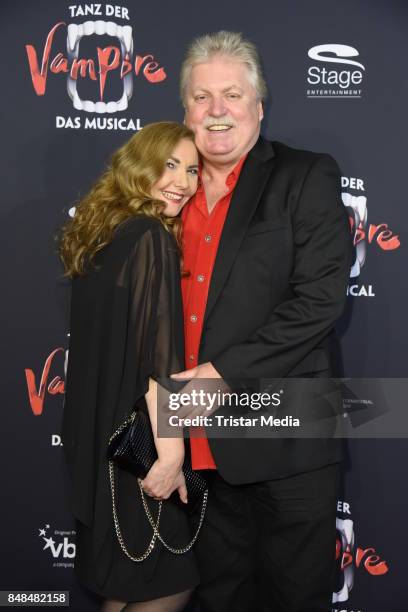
left=161, top=190, right=183, bottom=202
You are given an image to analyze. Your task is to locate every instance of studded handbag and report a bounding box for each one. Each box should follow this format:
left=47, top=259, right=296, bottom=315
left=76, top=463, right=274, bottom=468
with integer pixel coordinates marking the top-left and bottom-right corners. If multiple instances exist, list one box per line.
left=107, top=408, right=208, bottom=561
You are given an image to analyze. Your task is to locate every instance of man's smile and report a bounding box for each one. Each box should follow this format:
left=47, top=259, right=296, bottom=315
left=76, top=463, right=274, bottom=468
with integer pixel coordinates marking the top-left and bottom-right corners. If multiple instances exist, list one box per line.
left=207, top=125, right=233, bottom=132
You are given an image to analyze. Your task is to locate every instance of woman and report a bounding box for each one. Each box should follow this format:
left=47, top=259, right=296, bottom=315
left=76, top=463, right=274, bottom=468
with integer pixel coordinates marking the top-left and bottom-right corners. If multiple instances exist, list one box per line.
left=59, top=122, right=200, bottom=612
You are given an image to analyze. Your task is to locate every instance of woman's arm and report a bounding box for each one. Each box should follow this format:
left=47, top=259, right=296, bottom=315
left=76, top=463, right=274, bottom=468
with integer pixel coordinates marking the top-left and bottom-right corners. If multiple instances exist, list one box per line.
left=141, top=378, right=188, bottom=503
left=125, top=226, right=188, bottom=502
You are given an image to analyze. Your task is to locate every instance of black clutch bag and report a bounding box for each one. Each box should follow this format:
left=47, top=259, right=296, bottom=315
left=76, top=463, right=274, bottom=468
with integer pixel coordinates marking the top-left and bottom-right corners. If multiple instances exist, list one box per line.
left=107, top=407, right=209, bottom=561
left=107, top=408, right=209, bottom=513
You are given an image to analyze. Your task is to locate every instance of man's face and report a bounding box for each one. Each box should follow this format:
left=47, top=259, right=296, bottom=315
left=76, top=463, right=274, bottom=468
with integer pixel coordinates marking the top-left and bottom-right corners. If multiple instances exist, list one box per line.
left=184, top=55, right=263, bottom=166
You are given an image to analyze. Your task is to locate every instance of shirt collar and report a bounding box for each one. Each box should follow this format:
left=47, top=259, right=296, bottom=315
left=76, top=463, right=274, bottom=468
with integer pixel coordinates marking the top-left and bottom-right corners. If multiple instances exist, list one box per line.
left=197, top=153, right=248, bottom=191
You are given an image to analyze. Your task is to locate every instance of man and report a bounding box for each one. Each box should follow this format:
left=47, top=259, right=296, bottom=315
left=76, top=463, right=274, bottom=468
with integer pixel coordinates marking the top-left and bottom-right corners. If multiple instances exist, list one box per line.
left=172, top=31, right=351, bottom=612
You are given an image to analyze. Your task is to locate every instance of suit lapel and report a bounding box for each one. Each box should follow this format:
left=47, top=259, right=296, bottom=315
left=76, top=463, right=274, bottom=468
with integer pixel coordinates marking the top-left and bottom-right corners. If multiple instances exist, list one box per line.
left=204, top=137, right=276, bottom=325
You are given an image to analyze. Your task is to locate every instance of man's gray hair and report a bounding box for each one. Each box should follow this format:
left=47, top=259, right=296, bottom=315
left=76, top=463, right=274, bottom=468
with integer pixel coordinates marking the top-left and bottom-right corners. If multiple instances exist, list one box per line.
left=180, top=31, right=268, bottom=105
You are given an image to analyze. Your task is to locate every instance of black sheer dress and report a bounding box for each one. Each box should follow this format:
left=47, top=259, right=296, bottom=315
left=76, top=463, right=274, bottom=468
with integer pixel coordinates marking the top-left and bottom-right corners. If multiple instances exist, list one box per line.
left=61, top=217, right=199, bottom=601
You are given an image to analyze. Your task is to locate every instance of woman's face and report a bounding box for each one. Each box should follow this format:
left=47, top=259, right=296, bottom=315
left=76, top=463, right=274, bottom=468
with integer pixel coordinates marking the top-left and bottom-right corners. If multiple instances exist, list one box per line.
left=151, top=138, right=199, bottom=217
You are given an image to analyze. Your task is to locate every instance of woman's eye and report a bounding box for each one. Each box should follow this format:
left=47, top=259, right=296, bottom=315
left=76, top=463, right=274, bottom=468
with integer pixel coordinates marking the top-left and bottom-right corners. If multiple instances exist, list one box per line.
left=188, top=168, right=198, bottom=176
left=166, top=161, right=175, bottom=169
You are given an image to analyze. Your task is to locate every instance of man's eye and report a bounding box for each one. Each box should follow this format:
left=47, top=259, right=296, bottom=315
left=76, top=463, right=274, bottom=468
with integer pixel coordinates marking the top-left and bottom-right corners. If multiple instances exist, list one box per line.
left=227, top=93, right=240, bottom=99
left=195, top=95, right=207, bottom=102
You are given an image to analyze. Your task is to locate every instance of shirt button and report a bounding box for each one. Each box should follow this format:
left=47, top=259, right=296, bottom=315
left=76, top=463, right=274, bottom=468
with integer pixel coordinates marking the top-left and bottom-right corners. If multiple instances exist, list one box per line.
left=189, top=354, right=195, bottom=361
left=190, top=314, right=198, bottom=323
left=204, top=234, right=212, bottom=242
left=197, top=274, right=205, bottom=282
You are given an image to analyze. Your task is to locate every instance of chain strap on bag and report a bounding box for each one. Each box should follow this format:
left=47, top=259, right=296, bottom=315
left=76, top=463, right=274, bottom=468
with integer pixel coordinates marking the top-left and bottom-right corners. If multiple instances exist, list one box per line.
left=108, top=410, right=209, bottom=561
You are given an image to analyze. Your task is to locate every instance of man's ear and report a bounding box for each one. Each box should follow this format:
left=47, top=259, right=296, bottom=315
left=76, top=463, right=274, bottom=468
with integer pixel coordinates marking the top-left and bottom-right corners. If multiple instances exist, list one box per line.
left=258, top=100, right=264, bottom=122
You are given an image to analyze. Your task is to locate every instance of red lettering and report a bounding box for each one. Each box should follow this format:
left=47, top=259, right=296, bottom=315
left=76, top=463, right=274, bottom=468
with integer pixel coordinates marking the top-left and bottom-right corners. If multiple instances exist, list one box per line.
left=354, top=227, right=365, bottom=246
left=50, top=53, right=69, bottom=74
left=48, top=376, right=65, bottom=395
left=97, top=46, right=120, bottom=100
left=335, top=538, right=341, bottom=560
left=364, top=555, right=389, bottom=575
left=27, top=29, right=167, bottom=96
left=120, top=56, right=133, bottom=78
left=25, top=22, right=65, bottom=95
left=143, top=61, right=166, bottom=83
left=356, top=546, right=373, bottom=567
left=135, top=54, right=166, bottom=82
left=368, top=224, right=400, bottom=250
left=134, top=55, right=146, bottom=75
left=348, top=216, right=365, bottom=245
left=341, top=550, right=353, bottom=570
left=355, top=547, right=389, bottom=575
left=25, top=348, right=64, bottom=415
left=71, top=58, right=97, bottom=81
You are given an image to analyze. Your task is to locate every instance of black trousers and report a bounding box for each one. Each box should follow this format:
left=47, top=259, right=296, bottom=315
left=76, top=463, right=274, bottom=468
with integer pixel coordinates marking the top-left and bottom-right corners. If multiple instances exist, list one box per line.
left=191, top=463, right=340, bottom=612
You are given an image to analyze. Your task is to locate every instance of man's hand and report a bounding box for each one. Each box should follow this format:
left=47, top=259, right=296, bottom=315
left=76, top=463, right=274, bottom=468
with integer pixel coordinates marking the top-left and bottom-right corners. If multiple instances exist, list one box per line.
left=171, top=361, right=222, bottom=381
left=170, top=362, right=227, bottom=419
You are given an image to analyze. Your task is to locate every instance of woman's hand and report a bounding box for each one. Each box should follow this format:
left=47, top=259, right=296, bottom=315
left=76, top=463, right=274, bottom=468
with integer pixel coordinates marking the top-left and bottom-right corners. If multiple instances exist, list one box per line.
left=142, top=377, right=188, bottom=503
left=140, top=458, right=188, bottom=504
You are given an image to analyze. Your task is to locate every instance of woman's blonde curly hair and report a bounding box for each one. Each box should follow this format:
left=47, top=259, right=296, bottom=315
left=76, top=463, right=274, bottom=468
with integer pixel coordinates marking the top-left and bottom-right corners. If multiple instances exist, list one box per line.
left=59, top=121, right=196, bottom=277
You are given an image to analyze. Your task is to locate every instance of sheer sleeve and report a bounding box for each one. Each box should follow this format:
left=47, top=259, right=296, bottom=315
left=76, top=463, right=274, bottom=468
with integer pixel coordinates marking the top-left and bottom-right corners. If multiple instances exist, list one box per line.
left=123, top=223, right=184, bottom=406
left=149, top=226, right=185, bottom=379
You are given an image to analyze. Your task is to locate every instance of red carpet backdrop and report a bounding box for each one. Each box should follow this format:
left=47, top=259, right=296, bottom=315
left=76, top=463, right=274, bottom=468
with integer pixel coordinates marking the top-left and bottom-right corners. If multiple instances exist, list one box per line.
left=1, top=0, right=407, bottom=610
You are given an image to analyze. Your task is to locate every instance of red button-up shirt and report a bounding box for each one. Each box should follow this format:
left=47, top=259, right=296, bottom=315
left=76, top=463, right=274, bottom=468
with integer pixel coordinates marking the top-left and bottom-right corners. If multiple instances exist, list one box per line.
left=181, top=155, right=247, bottom=470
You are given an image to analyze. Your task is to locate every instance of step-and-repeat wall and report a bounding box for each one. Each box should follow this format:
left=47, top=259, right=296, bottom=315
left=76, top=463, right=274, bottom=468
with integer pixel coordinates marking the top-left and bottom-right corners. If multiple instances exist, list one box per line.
left=2, top=0, right=407, bottom=610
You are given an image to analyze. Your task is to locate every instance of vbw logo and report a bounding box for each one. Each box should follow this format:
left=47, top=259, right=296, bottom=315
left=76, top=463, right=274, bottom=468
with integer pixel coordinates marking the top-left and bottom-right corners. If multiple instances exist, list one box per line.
left=38, top=524, right=76, bottom=568
left=306, top=44, right=365, bottom=98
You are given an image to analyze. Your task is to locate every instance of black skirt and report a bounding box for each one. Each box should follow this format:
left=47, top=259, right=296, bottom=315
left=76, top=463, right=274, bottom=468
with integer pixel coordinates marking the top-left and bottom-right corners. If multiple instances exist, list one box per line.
left=74, top=466, right=200, bottom=602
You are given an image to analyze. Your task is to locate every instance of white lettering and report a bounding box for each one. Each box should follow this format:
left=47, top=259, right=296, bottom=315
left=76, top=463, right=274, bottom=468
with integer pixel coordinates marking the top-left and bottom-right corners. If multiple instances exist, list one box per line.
left=347, top=284, right=375, bottom=297
left=307, top=66, right=363, bottom=89
left=69, top=4, right=129, bottom=18
left=51, top=434, right=62, bottom=446
left=62, top=538, right=76, bottom=558
left=56, top=115, right=81, bottom=129
left=341, top=177, right=365, bottom=191
left=337, top=501, right=351, bottom=514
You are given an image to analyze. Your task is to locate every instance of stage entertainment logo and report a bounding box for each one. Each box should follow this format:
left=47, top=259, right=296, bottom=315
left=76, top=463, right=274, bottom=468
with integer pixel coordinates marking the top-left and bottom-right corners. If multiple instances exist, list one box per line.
left=25, top=4, right=167, bottom=130
left=306, top=44, right=365, bottom=98
left=342, top=176, right=400, bottom=297
left=333, top=501, right=388, bottom=612
left=38, top=524, right=75, bottom=568
left=25, top=340, right=68, bottom=416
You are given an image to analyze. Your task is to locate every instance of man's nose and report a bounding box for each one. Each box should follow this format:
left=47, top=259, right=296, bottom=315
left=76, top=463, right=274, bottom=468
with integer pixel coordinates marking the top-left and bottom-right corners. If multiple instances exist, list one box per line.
left=208, top=95, right=227, bottom=117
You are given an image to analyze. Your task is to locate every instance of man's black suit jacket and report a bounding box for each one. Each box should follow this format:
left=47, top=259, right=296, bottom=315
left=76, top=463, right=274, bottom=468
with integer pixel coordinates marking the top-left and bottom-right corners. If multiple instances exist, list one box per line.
left=198, top=136, right=352, bottom=484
